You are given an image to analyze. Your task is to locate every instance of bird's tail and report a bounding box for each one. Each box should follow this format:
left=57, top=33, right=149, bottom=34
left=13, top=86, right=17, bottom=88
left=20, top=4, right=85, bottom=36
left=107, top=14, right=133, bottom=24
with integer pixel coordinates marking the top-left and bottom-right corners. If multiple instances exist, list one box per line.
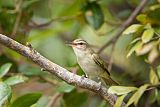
left=102, top=77, right=119, bottom=86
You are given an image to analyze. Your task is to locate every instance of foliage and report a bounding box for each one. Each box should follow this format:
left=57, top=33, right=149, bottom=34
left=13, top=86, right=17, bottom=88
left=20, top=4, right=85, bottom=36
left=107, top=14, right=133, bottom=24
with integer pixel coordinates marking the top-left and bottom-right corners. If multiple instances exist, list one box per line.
left=0, top=63, right=28, bottom=106
left=0, top=0, right=160, bottom=107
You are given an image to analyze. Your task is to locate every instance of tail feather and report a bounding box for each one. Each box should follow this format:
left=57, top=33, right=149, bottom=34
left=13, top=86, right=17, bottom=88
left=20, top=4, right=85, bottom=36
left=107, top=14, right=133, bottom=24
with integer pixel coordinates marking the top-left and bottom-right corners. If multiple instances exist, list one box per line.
left=102, top=77, right=119, bottom=86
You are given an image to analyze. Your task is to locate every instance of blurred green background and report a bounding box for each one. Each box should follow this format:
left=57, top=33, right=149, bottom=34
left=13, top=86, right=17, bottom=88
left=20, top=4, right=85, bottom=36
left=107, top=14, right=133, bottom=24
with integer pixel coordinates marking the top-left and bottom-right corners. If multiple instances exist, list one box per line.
left=0, top=0, right=160, bottom=107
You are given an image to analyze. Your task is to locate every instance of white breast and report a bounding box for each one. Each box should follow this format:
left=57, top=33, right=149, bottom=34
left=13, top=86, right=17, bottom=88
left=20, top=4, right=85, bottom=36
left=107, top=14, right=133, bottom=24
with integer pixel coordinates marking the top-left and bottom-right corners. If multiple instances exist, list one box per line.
left=78, top=53, right=103, bottom=77
left=73, top=47, right=104, bottom=78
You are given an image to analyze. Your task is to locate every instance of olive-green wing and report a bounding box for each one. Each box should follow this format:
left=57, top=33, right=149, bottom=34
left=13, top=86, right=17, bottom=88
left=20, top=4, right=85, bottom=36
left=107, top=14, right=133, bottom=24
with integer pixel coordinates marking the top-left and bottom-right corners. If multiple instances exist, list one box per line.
left=92, top=53, right=110, bottom=76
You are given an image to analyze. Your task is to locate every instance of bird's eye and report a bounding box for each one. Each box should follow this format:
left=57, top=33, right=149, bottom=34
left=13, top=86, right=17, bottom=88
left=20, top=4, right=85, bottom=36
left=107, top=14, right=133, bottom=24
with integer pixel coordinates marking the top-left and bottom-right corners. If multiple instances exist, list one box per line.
left=79, top=43, right=83, bottom=45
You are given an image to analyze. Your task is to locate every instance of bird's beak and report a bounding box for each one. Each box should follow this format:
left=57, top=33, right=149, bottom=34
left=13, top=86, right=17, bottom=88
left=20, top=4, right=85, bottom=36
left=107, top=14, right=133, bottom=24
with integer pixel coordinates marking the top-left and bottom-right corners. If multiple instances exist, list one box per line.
left=65, top=41, right=75, bottom=46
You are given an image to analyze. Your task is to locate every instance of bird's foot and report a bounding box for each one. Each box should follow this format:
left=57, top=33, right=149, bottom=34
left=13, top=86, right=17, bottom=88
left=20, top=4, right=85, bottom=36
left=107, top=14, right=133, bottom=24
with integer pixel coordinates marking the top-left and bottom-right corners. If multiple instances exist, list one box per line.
left=81, top=74, right=88, bottom=79
left=41, top=68, right=46, bottom=71
left=26, top=42, right=37, bottom=54
left=97, top=81, right=102, bottom=91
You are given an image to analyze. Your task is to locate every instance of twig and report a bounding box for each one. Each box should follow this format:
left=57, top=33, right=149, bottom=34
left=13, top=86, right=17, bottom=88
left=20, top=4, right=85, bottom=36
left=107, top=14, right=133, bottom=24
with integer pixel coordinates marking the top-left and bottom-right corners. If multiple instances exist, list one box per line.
left=97, top=0, right=148, bottom=54
left=29, top=13, right=81, bottom=29
left=47, top=93, right=62, bottom=107
left=108, top=43, right=116, bottom=71
left=0, top=34, right=125, bottom=107
left=11, top=0, right=23, bottom=37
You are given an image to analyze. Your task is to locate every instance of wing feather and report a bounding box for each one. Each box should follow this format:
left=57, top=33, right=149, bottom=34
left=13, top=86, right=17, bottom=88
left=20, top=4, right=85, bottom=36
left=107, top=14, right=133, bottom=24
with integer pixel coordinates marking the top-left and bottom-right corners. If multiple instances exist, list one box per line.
left=92, top=54, right=110, bottom=76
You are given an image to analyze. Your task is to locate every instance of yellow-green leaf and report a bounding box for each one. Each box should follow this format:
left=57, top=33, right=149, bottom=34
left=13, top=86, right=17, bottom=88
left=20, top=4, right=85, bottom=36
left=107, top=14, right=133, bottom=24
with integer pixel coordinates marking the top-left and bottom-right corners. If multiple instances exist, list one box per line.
left=123, top=24, right=143, bottom=35
left=108, top=86, right=138, bottom=95
left=150, top=68, right=159, bottom=85
left=148, top=89, right=158, bottom=104
left=136, top=14, right=147, bottom=24
left=0, top=63, right=12, bottom=78
left=114, top=94, right=127, bottom=107
left=4, top=75, right=28, bottom=86
left=0, top=82, right=12, bottom=107
left=157, top=65, right=160, bottom=79
left=127, top=41, right=143, bottom=58
left=126, top=84, right=149, bottom=107
left=142, top=29, right=154, bottom=43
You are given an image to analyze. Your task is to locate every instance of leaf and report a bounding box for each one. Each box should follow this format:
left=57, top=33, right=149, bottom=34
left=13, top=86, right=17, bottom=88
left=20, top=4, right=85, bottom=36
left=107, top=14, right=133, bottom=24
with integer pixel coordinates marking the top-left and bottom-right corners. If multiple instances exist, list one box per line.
left=82, top=1, right=104, bottom=29
left=136, top=42, right=154, bottom=55
left=157, top=90, right=160, bottom=106
left=0, top=63, right=12, bottom=78
left=4, top=75, right=28, bottom=86
left=127, top=41, right=143, bottom=58
left=148, top=47, right=159, bottom=63
left=0, top=82, right=12, bottom=107
left=130, top=37, right=141, bottom=45
left=123, top=24, right=143, bottom=35
left=136, top=14, right=147, bottom=24
left=57, top=82, right=75, bottom=93
left=148, top=89, right=158, bottom=104
left=149, top=68, right=159, bottom=85
left=10, top=93, right=42, bottom=107
left=126, top=84, right=149, bottom=107
left=142, top=28, right=154, bottom=43
left=108, top=86, right=137, bottom=95
left=63, top=90, right=87, bottom=107
left=157, top=65, right=160, bottom=79
left=35, top=96, right=49, bottom=107
left=114, top=94, right=127, bottom=107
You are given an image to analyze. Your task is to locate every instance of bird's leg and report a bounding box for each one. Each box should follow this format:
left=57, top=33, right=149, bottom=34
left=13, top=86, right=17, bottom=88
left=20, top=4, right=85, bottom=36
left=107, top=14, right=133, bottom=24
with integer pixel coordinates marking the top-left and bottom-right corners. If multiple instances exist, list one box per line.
left=97, top=77, right=102, bottom=86
left=41, top=68, right=46, bottom=71
left=26, top=42, right=37, bottom=54
left=81, top=74, right=88, bottom=79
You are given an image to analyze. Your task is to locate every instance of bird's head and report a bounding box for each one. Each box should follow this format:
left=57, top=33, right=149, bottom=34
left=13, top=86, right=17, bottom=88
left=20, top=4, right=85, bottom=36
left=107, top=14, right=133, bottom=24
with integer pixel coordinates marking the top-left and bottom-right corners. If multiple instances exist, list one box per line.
left=67, top=39, right=89, bottom=51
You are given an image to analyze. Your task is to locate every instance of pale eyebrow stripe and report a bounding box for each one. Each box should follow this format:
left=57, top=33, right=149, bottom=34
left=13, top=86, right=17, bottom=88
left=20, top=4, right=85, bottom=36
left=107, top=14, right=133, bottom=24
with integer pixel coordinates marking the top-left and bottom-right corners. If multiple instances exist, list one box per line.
left=76, top=40, right=87, bottom=43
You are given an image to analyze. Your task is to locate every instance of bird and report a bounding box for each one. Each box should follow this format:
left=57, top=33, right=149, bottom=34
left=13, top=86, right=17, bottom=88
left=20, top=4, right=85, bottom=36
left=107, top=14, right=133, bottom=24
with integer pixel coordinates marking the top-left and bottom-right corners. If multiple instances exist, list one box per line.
left=67, top=38, right=118, bottom=86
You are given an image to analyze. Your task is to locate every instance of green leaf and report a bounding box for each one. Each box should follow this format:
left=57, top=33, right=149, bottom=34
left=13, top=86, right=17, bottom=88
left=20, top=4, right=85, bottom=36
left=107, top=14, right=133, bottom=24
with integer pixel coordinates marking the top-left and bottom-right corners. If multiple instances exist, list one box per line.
left=149, top=89, right=158, bottom=104
left=35, top=96, right=49, bottom=107
left=4, top=75, right=28, bottom=86
left=10, top=93, right=42, bottom=107
left=0, top=82, right=12, bottom=107
left=115, top=94, right=127, bottom=107
left=82, top=1, right=104, bottom=29
left=148, top=8, right=160, bottom=21
left=130, top=37, right=141, bottom=45
left=63, top=90, right=87, bottom=107
left=157, top=65, right=160, bottom=79
left=127, top=41, right=143, bottom=58
left=157, top=90, right=160, bottom=106
left=142, top=28, right=154, bottom=43
left=149, top=68, right=159, bottom=85
left=0, top=63, right=12, bottom=78
left=108, top=86, right=137, bottom=95
left=57, top=82, right=75, bottom=93
left=123, top=24, right=144, bottom=35
left=136, top=14, right=147, bottom=24
left=126, top=84, right=149, bottom=107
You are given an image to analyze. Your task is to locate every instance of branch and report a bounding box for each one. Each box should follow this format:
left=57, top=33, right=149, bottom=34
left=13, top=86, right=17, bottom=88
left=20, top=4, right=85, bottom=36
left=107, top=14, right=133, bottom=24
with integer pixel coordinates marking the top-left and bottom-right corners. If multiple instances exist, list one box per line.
left=97, top=0, right=148, bottom=54
left=11, top=0, right=23, bottom=37
left=0, top=34, right=125, bottom=107
left=29, top=13, right=81, bottom=29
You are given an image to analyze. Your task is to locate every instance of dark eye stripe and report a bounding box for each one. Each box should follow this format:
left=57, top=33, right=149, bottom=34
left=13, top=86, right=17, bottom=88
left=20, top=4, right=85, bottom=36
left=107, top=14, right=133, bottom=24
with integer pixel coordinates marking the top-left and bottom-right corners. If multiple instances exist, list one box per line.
left=78, top=43, right=83, bottom=45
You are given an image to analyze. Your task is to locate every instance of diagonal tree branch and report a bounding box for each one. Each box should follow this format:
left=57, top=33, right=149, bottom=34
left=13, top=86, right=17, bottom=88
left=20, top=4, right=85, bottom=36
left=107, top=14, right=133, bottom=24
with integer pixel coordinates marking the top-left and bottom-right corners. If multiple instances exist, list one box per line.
left=0, top=34, right=125, bottom=107
left=97, top=0, right=148, bottom=54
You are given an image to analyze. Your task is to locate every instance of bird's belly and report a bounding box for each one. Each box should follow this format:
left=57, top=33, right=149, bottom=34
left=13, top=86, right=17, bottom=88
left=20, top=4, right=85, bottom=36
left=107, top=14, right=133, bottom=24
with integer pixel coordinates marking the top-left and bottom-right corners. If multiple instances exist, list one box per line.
left=78, top=57, right=102, bottom=77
